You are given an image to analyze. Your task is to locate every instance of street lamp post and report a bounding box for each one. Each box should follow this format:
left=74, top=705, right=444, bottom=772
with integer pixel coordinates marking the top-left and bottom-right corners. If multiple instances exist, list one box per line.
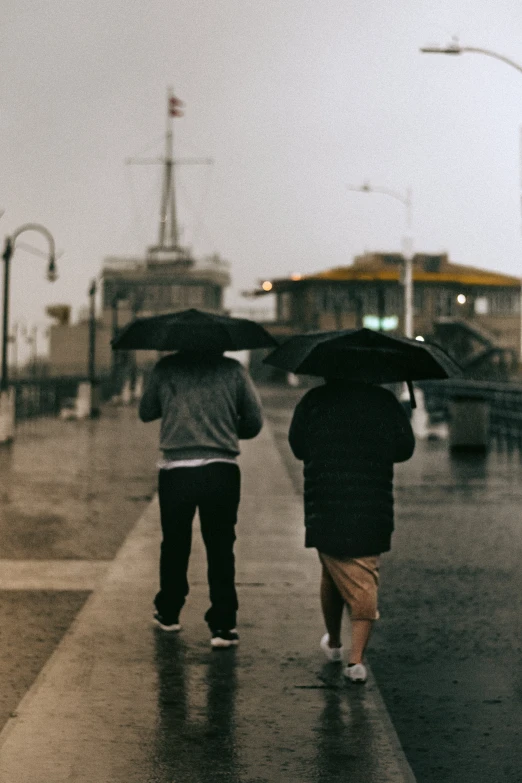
left=0, top=224, right=57, bottom=443
left=110, top=291, right=126, bottom=395
left=347, top=183, right=414, bottom=337
left=22, top=325, right=38, bottom=378
left=420, top=39, right=522, bottom=361
left=88, top=279, right=100, bottom=418
left=8, top=322, right=19, bottom=380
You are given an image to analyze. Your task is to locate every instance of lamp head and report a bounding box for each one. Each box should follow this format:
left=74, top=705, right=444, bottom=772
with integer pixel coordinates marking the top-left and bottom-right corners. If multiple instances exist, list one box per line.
left=420, top=41, right=462, bottom=55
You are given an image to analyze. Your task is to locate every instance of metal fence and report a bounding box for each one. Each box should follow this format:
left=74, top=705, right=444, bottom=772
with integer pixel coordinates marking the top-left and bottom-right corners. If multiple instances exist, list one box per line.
left=421, top=379, right=522, bottom=445
left=12, top=376, right=115, bottom=421
left=9, top=375, right=522, bottom=447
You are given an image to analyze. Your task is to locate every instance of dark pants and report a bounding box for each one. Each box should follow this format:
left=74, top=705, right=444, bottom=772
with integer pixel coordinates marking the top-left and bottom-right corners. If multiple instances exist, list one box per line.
left=155, top=462, right=241, bottom=631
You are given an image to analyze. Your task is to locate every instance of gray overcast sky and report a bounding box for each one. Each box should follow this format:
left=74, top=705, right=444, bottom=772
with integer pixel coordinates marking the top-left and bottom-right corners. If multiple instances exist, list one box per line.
left=2, top=0, right=522, bottom=347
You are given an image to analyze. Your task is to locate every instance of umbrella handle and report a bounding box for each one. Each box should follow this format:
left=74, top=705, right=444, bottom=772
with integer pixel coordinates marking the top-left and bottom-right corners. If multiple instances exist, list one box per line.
left=407, top=380, right=417, bottom=409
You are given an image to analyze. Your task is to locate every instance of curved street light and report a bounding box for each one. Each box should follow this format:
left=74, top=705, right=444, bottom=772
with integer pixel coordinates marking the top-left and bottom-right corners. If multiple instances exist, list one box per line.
left=347, top=183, right=414, bottom=337
left=1, top=224, right=57, bottom=392
left=420, top=41, right=522, bottom=75
left=420, top=40, right=522, bottom=360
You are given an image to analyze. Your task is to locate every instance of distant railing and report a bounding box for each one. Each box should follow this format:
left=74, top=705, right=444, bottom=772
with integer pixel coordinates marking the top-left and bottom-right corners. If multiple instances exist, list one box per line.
left=12, top=376, right=115, bottom=421
left=421, top=379, right=522, bottom=444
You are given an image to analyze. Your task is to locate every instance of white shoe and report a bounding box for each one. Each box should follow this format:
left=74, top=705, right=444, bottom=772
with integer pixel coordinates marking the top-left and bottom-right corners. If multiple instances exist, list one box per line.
left=320, top=633, right=344, bottom=662
left=344, top=663, right=367, bottom=683
left=153, top=612, right=181, bottom=632
left=210, top=629, right=239, bottom=648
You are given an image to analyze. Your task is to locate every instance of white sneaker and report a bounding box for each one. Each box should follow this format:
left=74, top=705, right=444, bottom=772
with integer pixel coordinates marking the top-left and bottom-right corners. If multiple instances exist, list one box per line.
left=210, top=629, right=239, bottom=648
left=153, top=612, right=181, bottom=632
left=320, top=633, right=344, bottom=662
left=344, top=663, right=367, bottom=683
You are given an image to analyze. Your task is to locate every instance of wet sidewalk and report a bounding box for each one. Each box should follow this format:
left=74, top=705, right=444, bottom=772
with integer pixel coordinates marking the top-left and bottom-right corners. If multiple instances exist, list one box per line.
left=0, top=407, right=415, bottom=783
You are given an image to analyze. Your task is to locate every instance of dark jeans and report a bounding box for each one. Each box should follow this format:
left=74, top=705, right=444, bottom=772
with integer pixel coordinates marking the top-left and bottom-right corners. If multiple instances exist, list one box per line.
left=155, top=462, right=241, bottom=631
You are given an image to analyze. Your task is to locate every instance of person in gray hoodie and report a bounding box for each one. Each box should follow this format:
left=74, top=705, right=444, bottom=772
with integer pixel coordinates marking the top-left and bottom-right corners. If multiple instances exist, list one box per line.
left=139, top=350, right=263, bottom=648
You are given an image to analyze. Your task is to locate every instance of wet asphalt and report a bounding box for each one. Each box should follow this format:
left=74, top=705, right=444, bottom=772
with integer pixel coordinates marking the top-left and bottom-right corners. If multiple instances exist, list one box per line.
left=261, top=386, right=522, bottom=783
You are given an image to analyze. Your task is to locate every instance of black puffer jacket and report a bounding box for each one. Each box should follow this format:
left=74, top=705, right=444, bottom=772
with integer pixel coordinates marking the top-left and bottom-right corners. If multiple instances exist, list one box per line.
left=288, top=381, right=415, bottom=557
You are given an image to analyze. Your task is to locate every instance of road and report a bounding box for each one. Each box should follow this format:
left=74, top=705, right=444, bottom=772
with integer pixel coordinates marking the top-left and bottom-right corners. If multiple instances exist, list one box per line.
left=260, top=386, right=522, bottom=783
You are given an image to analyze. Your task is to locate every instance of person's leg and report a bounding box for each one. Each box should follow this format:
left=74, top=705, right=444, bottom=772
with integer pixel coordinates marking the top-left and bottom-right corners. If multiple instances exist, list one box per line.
left=319, top=558, right=344, bottom=648
left=349, top=620, right=373, bottom=664
left=198, top=463, right=241, bottom=632
left=155, top=469, right=197, bottom=621
left=319, top=554, right=379, bottom=671
left=343, top=557, right=380, bottom=667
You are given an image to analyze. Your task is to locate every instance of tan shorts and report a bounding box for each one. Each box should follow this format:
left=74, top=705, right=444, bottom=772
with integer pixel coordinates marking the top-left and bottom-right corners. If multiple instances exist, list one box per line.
left=319, top=552, right=380, bottom=621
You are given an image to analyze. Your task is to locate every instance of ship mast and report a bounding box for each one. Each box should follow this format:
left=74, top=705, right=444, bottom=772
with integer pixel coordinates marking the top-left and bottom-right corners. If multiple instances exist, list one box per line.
left=158, top=87, right=181, bottom=250
left=128, top=89, right=212, bottom=259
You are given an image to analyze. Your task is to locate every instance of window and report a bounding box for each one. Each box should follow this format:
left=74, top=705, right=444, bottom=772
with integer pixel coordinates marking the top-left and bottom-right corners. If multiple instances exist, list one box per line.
left=474, top=297, right=489, bottom=315
left=363, top=315, right=398, bottom=331
left=315, top=286, right=353, bottom=313
left=144, top=285, right=161, bottom=308
left=278, top=292, right=292, bottom=321
left=489, top=290, right=519, bottom=315
left=158, top=285, right=172, bottom=307
left=171, top=285, right=182, bottom=305
left=185, top=286, right=205, bottom=307
left=413, top=287, right=424, bottom=315
left=386, top=286, right=402, bottom=316
left=362, top=288, right=378, bottom=313
left=435, top=290, right=455, bottom=318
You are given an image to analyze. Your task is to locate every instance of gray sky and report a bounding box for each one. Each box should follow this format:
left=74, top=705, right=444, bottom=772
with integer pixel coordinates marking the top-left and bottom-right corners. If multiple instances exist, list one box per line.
left=2, top=0, right=522, bottom=356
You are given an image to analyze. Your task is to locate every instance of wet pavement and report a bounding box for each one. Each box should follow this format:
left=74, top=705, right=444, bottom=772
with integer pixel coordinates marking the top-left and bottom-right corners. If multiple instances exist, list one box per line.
left=0, top=398, right=414, bottom=783
left=1, top=386, right=521, bottom=781
left=0, top=408, right=159, bottom=735
left=0, top=409, right=159, bottom=560
left=262, top=386, right=522, bottom=783
left=374, top=441, right=522, bottom=783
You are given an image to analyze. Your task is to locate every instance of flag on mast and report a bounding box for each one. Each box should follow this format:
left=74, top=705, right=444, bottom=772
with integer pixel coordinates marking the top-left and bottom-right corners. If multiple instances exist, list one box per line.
left=169, top=95, right=184, bottom=117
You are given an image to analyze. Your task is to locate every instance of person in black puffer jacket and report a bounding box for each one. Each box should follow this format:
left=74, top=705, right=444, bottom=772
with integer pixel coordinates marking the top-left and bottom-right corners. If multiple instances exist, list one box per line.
left=288, top=379, right=414, bottom=683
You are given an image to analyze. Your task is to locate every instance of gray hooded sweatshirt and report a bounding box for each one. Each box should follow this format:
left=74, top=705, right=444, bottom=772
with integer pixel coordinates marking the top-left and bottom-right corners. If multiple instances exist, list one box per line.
left=139, top=352, right=263, bottom=460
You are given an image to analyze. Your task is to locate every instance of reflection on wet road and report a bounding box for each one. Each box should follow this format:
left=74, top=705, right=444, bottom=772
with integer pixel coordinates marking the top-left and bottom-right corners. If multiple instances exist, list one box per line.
left=150, top=627, right=396, bottom=783
left=153, top=635, right=240, bottom=783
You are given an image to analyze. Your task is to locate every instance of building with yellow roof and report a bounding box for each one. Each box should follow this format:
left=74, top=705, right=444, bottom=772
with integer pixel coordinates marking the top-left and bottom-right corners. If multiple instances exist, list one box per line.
left=250, top=252, right=521, bottom=378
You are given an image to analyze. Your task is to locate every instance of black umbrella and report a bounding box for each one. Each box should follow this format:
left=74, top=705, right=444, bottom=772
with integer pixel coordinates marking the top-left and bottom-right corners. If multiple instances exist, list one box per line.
left=263, top=328, right=462, bottom=406
left=111, top=308, right=278, bottom=352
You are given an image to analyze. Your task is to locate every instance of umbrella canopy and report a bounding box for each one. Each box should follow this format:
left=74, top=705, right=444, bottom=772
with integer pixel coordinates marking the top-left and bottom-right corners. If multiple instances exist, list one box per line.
left=111, top=308, right=278, bottom=352
left=263, top=328, right=461, bottom=384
